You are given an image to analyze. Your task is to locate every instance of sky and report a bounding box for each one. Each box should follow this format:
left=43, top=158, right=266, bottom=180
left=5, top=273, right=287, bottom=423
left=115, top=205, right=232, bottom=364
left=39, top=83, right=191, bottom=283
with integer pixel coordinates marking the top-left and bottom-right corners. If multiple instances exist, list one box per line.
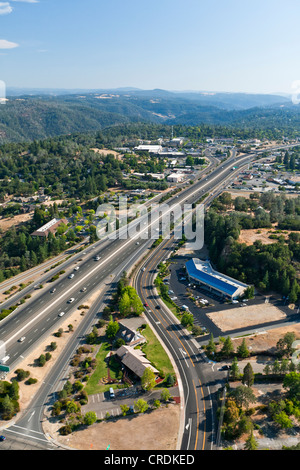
left=1, top=0, right=300, bottom=94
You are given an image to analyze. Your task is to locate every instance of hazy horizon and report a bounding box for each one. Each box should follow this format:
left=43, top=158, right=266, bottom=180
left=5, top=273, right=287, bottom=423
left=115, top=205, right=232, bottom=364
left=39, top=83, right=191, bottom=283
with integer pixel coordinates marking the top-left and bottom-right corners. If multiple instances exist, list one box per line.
left=1, top=1, right=300, bottom=95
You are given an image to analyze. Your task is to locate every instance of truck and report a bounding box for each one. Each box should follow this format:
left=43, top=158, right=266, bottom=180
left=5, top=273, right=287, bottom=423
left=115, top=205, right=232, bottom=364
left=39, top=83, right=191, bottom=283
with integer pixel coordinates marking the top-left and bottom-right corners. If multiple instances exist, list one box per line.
left=0, top=356, right=9, bottom=365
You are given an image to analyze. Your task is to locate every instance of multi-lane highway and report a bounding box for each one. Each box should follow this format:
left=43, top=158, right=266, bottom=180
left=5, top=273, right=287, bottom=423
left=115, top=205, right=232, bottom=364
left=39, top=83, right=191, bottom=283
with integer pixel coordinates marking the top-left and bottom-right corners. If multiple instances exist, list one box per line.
left=0, top=142, right=298, bottom=450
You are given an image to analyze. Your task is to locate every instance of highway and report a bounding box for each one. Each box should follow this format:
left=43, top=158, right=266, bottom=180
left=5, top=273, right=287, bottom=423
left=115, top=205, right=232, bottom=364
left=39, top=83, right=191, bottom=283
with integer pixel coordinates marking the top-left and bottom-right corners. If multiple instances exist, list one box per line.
left=0, top=141, right=298, bottom=450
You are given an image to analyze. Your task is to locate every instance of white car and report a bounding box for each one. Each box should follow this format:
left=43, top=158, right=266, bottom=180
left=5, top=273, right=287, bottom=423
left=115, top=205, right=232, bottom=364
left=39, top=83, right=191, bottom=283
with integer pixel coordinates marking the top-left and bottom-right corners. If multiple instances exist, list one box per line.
left=58, top=312, right=65, bottom=317
left=68, top=274, right=75, bottom=279
left=74, top=266, right=79, bottom=271
left=81, top=287, right=87, bottom=292
left=94, top=256, right=100, bottom=261
left=68, top=298, right=75, bottom=303
left=18, top=337, right=26, bottom=342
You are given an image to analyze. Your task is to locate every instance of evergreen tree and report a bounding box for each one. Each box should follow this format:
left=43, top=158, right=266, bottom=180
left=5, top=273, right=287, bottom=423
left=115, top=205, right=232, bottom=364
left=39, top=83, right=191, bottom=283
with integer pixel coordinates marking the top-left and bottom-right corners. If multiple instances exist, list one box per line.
left=242, top=363, right=254, bottom=387
left=237, top=338, right=250, bottom=358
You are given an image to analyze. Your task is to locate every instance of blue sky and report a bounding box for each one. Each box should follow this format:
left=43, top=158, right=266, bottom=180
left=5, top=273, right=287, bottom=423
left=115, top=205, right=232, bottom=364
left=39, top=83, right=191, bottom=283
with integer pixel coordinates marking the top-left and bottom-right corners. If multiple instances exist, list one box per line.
left=1, top=0, right=300, bottom=93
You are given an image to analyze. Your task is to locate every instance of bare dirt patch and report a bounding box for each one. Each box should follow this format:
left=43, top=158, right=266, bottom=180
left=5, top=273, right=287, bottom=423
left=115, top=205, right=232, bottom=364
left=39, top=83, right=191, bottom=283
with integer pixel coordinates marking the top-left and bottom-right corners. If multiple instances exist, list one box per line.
left=50, top=405, right=180, bottom=450
left=0, top=212, right=33, bottom=231
left=232, top=323, right=300, bottom=355
left=207, top=303, right=286, bottom=332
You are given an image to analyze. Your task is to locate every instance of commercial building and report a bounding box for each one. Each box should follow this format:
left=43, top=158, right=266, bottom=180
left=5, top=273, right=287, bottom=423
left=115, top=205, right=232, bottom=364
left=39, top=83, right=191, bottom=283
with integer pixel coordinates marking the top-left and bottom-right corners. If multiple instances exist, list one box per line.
left=31, top=218, right=68, bottom=238
left=167, top=173, right=185, bottom=183
left=134, top=145, right=163, bottom=154
left=185, top=258, right=249, bottom=300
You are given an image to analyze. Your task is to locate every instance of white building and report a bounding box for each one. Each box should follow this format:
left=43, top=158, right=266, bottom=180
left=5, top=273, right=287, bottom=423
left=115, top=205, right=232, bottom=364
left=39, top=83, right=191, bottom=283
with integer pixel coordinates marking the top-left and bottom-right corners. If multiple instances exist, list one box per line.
left=185, top=258, right=249, bottom=300
left=167, top=173, right=185, bottom=183
left=134, top=145, right=163, bottom=154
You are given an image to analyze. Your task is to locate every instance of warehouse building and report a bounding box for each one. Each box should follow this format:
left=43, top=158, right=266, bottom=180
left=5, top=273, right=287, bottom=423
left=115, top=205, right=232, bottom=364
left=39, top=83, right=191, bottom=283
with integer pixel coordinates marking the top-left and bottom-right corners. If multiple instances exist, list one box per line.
left=185, top=258, right=249, bottom=300
left=31, top=218, right=68, bottom=238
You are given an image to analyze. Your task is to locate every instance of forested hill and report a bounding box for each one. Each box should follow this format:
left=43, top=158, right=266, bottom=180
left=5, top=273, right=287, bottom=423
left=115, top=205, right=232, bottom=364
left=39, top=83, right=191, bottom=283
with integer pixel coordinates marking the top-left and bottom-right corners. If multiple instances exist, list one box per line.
left=0, top=90, right=299, bottom=143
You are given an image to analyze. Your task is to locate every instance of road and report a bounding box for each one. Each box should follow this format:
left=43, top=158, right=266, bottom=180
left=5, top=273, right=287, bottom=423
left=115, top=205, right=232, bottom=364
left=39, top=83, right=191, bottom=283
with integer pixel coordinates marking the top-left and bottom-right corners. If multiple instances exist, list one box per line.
left=134, top=235, right=220, bottom=450
left=0, top=141, right=298, bottom=450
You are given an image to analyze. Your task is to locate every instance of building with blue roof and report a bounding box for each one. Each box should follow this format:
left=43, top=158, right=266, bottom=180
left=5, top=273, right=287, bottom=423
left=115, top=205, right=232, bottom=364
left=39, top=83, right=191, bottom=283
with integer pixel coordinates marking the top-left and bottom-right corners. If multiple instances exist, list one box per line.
left=185, top=258, right=249, bottom=300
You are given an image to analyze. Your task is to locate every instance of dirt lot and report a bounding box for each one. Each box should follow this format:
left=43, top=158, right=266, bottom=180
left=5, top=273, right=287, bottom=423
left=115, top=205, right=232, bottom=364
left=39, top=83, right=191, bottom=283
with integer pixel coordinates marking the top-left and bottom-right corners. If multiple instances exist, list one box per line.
left=238, top=228, right=294, bottom=246
left=207, top=303, right=286, bottom=332
left=0, top=212, right=33, bottom=231
left=48, top=405, right=180, bottom=451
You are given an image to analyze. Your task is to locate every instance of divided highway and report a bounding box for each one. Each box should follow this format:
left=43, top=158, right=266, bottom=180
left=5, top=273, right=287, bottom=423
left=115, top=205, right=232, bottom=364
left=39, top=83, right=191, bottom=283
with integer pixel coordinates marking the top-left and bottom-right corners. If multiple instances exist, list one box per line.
left=0, top=142, right=298, bottom=449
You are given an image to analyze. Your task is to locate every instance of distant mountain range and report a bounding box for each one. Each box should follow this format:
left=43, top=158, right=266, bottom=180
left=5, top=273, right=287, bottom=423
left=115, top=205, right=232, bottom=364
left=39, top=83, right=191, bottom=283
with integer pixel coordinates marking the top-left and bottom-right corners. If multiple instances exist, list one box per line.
left=0, top=88, right=298, bottom=143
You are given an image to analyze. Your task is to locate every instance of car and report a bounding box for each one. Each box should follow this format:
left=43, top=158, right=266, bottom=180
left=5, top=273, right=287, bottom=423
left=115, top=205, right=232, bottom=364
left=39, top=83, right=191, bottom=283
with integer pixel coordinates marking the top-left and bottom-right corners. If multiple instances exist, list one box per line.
left=18, top=337, right=26, bottom=342
left=94, top=256, right=100, bottom=261
left=155, top=305, right=161, bottom=309
left=68, top=274, right=75, bottom=279
left=68, top=298, right=75, bottom=303
left=50, top=288, right=56, bottom=293
left=144, top=303, right=149, bottom=307
left=74, top=266, right=79, bottom=271
left=81, top=287, right=87, bottom=292
left=219, top=365, right=230, bottom=371
left=136, top=242, right=139, bottom=245
left=0, top=435, right=6, bottom=441
left=58, top=312, right=65, bottom=317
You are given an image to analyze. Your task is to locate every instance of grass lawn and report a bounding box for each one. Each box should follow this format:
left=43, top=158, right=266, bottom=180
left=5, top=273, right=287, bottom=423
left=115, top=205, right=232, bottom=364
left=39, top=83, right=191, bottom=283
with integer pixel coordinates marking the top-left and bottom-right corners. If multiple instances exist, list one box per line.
left=141, top=324, right=175, bottom=379
left=84, top=341, right=123, bottom=395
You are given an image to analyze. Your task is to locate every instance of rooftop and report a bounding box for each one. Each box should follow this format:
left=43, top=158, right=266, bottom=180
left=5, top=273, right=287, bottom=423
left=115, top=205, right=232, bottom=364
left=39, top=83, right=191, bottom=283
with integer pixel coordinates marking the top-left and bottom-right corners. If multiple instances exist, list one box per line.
left=186, top=258, right=249, bottom=297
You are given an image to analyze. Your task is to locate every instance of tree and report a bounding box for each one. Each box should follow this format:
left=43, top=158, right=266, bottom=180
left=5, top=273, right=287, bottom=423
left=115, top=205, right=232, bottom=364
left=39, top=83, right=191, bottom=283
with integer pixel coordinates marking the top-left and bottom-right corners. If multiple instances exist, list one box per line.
left=206, top=333, right=216, bottom=356
left=244, top=431, right=258, bottom=450
left=120, top=404, right=129, bottom=416
left=134, top=399, right=149, bottom=413
left=283, top=372, right=300, bottom=401
left=242, top=363, right=254, bottom=387
left=221, top=336, right=234, bottom=358
left=38, top=354, right=46, bottom=367
left=181, top=312, right=194, bottom=328
left=106, top=319, right=120, bottom=340
left=230, top=357, right=240, bottom=381
left=84, top=411, right=97, bottom=426
left=141, top=367, right=156, bottom=392
left=237, top=339, right=250, bottom=358
left=276, top=332, right=296, bottom=358
left=160, top=389, right=171, bottom=402
left=274, top=411, right=293, bottom=429
left=2, top=394, right=15, bottom=420
left=230, top=385, right=256, bottom=410
left=9, top=380, right=19, bottom=401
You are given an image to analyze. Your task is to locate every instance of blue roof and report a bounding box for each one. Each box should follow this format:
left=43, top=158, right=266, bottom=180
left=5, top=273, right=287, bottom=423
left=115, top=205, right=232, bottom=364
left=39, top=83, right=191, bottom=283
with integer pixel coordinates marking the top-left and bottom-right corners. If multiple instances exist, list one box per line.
left=185, top=259, right=238, bottom=296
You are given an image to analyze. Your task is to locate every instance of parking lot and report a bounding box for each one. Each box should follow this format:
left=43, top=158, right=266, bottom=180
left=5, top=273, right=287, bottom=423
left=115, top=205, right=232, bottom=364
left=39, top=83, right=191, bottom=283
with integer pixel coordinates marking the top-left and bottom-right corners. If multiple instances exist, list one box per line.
left=166, top=259, right=270, bottom=337
left=82, top=385, right=180, bottom=419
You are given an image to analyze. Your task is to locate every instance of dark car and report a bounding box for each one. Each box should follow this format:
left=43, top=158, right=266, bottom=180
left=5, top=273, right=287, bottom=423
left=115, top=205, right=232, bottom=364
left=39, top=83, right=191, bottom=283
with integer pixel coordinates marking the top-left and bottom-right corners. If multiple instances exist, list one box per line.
left=155, top=305, right=161, bottom=309
left=0, top=435, right=6, bottom=441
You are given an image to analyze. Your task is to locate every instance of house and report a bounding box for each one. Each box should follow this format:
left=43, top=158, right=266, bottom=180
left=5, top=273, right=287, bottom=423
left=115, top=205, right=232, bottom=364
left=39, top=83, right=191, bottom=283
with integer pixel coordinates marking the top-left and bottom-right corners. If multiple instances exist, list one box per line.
left=116, top=345, right=159, bottom=379
left=118, top=318, right=146, bottom=347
